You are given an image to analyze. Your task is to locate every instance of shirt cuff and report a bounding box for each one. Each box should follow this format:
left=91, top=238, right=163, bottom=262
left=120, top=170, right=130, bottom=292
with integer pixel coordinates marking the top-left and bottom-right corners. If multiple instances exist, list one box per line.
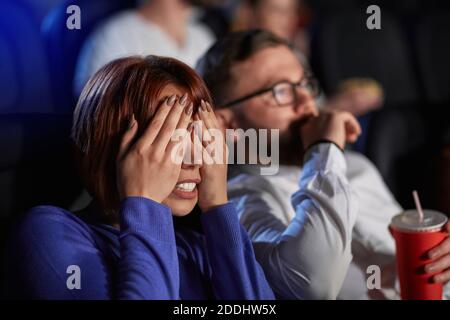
left=302, top=142, right=347, bottom=179
left=119, top=196, right=174, bottom=242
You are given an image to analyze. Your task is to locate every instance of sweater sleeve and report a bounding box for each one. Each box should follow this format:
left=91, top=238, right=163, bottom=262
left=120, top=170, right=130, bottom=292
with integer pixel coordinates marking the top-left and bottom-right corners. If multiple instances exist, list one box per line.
left=117, top=197, right=179, bottom=299
left=7, top=197, right=179, bottom=300
left=200, top=203, right=275, bottom=300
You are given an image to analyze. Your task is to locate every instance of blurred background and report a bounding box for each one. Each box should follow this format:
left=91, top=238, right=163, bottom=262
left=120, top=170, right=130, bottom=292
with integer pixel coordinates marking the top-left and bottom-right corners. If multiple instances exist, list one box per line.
left=0, top=0, right=449, bottom=297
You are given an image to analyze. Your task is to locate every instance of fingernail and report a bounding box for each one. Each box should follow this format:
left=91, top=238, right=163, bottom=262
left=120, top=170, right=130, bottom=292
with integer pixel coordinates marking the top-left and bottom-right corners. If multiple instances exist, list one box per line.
left=206, top=101, right=212, bottom=112
left=434, top=274, right=443, bottom=282
left=425, top=264, right=437, bottom=273
left=200, top=99, right=207, bottom=111
left=180, top=93, right=188, bottom=106
left=128, top=115, right=136, bottom=129
left=429, top=249, right=440, bottom=259
left=167, top=95, right=177, bottom=106
left=185, top=102, right=193, bottom=115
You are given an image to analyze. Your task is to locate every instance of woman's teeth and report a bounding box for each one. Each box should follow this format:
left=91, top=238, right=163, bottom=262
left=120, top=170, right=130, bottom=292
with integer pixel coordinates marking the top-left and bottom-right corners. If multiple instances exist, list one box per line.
left=175, top=182, right=196, bottom=192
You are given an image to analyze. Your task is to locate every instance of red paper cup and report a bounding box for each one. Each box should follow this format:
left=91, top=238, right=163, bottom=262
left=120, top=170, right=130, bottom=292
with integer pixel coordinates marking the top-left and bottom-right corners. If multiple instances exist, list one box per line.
left=390, top=210, right=448, bottom=300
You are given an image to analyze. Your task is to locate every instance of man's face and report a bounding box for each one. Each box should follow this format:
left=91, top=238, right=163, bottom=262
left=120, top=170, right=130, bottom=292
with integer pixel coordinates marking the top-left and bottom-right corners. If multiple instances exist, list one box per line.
left=226, top=45, right=317, bottom=149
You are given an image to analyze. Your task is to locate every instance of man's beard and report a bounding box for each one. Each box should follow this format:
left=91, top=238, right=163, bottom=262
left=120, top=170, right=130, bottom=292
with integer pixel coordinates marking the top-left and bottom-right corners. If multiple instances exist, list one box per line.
left=233, top=108, right=309, bottom=167
left=279, top=118, right=309, bottom=166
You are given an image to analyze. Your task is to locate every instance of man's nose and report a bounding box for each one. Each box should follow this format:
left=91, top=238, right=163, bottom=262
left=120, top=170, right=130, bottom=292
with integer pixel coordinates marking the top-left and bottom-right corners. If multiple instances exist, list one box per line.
left=292, top=87, right=312, bottom=116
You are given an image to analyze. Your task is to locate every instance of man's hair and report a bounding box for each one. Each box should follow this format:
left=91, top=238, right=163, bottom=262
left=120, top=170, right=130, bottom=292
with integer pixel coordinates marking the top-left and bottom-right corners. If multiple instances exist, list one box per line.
left=72, top=55, right=212, bottom=214
left=196, top=29, right=291, bottom=106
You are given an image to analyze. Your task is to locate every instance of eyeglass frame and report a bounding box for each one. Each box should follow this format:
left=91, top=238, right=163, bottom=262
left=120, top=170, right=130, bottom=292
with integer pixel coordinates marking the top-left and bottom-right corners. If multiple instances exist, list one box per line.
left=221, top=75, right=320, bottom=108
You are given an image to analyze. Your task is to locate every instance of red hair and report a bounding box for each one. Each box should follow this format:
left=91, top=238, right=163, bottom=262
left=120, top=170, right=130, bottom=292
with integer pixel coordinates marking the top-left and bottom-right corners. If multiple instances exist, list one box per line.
left=72, top=55, right=212, bottom=215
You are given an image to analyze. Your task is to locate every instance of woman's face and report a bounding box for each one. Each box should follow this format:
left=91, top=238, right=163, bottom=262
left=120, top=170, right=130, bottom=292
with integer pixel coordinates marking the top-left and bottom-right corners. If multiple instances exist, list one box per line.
left=157, top=84, right=201, bottom=217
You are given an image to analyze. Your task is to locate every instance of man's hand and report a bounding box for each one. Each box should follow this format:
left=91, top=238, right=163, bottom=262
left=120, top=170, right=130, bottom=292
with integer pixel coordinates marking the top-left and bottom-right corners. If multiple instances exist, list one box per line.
left=425, top=222, right=450, bottom=284
left=300, top=109, right=362, bottom=151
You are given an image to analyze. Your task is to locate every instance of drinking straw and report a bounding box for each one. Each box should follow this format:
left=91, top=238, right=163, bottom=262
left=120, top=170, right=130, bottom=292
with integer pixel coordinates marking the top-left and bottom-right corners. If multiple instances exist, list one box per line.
left=412, top=190, right=424, bottom=222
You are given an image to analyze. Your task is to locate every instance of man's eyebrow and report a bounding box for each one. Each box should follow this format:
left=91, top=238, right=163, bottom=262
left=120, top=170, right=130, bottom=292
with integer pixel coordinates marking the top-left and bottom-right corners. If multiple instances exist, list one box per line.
left=260, top=78, right=287, bottom=89
left=262, top=73, right=305, bottom=89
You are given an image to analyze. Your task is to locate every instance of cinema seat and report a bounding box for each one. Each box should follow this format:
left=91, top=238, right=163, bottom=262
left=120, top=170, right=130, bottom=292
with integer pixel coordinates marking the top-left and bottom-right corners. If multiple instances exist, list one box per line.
left=0, top=0, right=54, bottom=113
left=416, top=12, right=450, bottom=147
left=0, top=114, right=84, bottom=218
left=365, top=107, right=429, bottom=208
left=310, top=11, right=419, bottom=106
left=417, top=12, right=450, bottom=105
left=42, top=0, right=135, bottom=114
left=0, top=113, right=89, bottom=297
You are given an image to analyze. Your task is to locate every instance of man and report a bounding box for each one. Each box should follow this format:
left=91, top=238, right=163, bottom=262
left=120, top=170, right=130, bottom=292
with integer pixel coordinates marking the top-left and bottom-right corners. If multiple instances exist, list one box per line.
left=233, top=0, right=383, bottom=118
left=196, top=29, right=450, bottom=299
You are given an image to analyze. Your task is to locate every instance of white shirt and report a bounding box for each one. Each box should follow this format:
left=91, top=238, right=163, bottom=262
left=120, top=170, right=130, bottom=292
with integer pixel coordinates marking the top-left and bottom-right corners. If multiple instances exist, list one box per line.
left=74, top=10, right=214, bottom=94
left=228, top=143, right=404, bottom=299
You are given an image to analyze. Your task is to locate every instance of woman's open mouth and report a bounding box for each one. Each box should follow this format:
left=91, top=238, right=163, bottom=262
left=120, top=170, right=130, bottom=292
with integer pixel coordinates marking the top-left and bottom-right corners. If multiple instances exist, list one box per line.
left=172, top=180, right=200, bottom=199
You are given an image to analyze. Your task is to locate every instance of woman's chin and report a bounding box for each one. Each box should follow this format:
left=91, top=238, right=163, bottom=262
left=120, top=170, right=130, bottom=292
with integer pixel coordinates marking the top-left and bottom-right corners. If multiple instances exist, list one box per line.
left=171, top=209, right=192, bottom=217
left=163, top=192, right=198, bottom=217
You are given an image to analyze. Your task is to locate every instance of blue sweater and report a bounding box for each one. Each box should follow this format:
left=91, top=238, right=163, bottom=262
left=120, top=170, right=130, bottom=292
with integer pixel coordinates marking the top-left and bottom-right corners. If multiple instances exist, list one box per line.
left=7, top=197, right=275, bottom=300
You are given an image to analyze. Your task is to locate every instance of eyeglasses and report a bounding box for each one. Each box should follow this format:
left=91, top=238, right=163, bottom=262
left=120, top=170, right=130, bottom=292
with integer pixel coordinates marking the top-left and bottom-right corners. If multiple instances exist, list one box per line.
left=222, top=76, right=320, bottom=108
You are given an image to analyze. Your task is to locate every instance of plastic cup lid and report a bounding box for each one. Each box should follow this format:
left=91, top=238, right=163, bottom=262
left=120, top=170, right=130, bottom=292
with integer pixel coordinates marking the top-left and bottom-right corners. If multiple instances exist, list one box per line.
left=390, top=210, right=448, bottom=232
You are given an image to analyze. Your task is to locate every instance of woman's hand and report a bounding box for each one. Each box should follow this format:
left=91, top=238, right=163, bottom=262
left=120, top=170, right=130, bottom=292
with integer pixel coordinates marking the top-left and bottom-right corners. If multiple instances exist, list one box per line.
left=425, top=222, right=450, bottom=284
left=116, top=94, right=193, bottom=203
left=196, top=100, right=228, bottom=212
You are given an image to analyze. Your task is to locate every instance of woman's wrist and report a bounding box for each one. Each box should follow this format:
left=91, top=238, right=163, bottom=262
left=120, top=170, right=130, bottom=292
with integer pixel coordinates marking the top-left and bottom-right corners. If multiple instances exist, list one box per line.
left=199, top=196, right=228, bottom=212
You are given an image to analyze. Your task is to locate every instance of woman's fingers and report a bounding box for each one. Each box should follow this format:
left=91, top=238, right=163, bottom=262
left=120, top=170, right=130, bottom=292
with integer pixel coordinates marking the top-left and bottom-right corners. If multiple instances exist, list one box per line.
left=202, top=144, right=215, bottom=165
left=198, top=100, right=218, bottom=129
left=168, top=124, right=192, bottom=165
left=135, top=94, right=177, bottom=150
left=199, top=125, right=212, bottom=149
left=196, top=101, right=229, bottom=212
left=207, top=102, right=223, bottom=131
left=165, top=101, right=193, bottom=163
left=153, top=93, right=189, bottom=151
left=198, top=100, right=225, bottom=148
left=117, top=115, right=138, bottom=161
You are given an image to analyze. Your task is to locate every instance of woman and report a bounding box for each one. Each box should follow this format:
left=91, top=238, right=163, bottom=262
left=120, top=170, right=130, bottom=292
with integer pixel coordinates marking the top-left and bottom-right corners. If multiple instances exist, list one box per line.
left=8, top=55, right=274, bottom=300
